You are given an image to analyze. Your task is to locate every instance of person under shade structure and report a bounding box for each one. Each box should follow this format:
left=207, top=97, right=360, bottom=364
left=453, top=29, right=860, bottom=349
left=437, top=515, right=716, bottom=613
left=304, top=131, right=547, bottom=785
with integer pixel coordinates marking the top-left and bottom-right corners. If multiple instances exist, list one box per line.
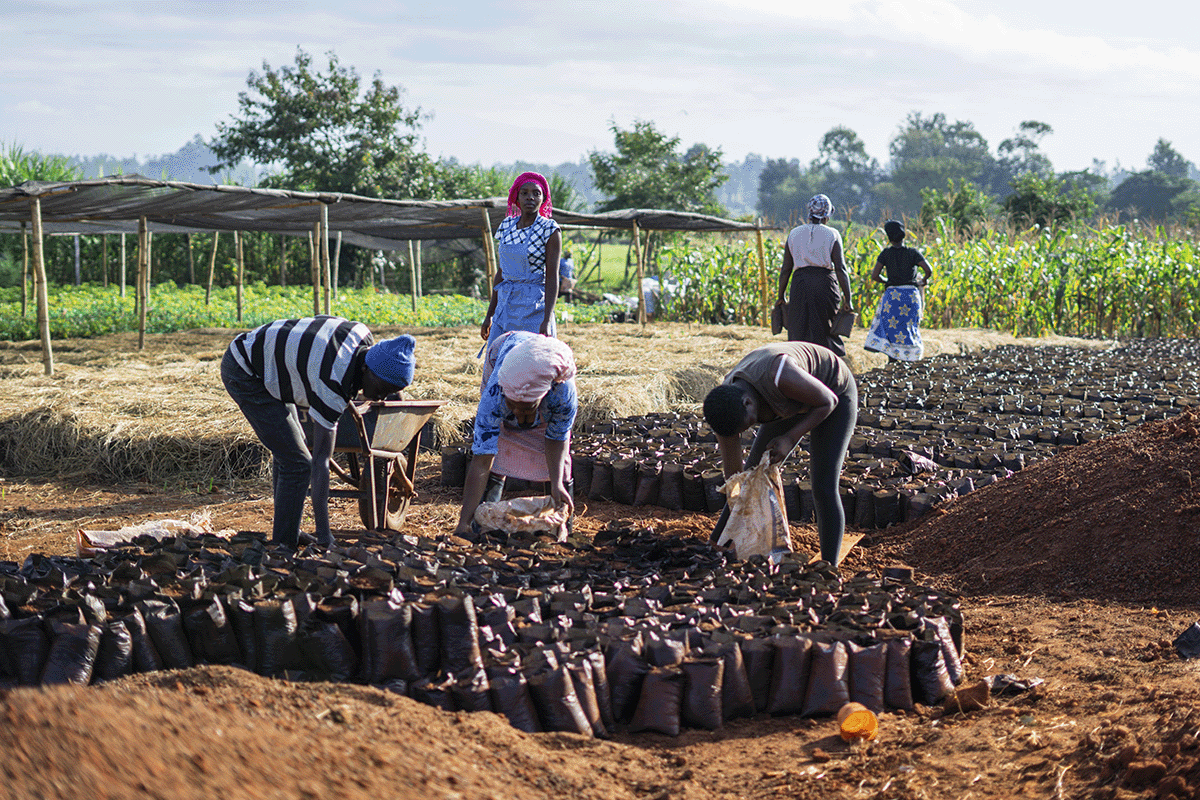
left=481, top=172, right=563, bottom=353
left=775, top=194, right=855, bottom=357
left=454, top=331, right=578, bottom=538
left=558, top=249, right=576, bottom=301
left=703, top=341, right=857, bottom=566
left=863, top=219, right=934, bottom=361
left=221, top=316, right=416, bottom=549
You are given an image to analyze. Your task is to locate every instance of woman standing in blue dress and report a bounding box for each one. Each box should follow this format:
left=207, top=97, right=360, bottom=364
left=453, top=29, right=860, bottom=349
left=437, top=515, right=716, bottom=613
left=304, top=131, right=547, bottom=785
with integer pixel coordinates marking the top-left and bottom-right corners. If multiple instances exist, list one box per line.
left=863, top=219, right=933, bottom=361
left=481, top=172, right=562, bottom=352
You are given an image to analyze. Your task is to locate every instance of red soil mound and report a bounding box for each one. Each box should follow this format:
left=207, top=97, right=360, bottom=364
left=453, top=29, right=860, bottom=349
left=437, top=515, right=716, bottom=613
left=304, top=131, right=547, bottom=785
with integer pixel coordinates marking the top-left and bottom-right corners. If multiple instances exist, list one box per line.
left=879, top=408, right=1200, bottom=605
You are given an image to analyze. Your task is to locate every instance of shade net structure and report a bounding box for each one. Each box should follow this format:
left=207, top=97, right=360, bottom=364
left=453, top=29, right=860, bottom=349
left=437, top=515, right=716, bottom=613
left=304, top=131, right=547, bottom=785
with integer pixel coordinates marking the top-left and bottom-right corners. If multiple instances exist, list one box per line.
left=0, top=176, right=765, bottom=247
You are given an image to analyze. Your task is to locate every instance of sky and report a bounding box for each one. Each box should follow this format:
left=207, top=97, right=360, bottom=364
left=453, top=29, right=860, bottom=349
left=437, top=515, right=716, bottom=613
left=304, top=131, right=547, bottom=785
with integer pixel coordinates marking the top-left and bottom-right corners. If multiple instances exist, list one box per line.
left=2, top=0, right=1198, bottom=176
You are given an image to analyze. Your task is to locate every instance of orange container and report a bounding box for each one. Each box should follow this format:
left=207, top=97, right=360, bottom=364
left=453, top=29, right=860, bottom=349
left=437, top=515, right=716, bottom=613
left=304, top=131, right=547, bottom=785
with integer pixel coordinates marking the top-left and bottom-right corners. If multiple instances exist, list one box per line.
left=837, top=702, right=879, bottom=742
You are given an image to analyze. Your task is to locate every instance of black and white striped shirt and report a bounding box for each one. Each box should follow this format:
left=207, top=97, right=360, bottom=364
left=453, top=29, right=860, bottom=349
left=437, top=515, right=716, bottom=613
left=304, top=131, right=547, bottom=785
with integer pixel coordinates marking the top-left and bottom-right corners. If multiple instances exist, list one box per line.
left=228, top=316, right=373, bottom=429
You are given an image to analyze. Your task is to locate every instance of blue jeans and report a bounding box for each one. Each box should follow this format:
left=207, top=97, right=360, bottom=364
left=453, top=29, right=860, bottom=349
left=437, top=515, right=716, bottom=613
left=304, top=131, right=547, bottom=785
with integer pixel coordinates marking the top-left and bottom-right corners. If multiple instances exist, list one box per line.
left=220, top=350, right=311, bottom=547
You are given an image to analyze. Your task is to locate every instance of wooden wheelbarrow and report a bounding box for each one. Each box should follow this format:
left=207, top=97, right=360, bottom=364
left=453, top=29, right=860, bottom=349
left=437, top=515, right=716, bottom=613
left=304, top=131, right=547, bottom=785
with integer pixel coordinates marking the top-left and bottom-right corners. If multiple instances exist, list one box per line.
left=304, top=399, right=446, bottom=532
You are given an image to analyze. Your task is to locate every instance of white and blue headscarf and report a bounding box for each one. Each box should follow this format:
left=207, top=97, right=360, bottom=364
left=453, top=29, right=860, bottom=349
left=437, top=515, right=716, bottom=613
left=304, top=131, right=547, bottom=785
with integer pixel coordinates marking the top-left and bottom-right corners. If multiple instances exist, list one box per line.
left=807, top=194, right=834, bottom=222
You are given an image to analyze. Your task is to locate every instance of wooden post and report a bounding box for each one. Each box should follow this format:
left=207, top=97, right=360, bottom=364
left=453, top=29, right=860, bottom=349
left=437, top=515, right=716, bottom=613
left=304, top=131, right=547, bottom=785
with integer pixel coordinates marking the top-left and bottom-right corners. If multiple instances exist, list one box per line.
left=279, top=233, right=287, bottom=287
left=310, top=225, right=320, bottom=316
left=408, top=240, right=417, bottom=312
left=73, top=234, right=81, bottom=286
left=320, top=205, right=332, bottom=315
left=235, top=230, right=244, bottom=323
left=20, top=221, right=28, bottom=318
left=480, top=207, right=495, bottom=294
left=30, top=198, right=53, bottom=376
left=137, top=217, right=148, bottom=351
left=633, top=220, right=646, bottom=326
left=119, top=232, right=127, bottom=299
left=333, top=231, right=342, bottom=300
left=415, top=240, right=423, bottom=298
left=205, top=231, right=219, bottom=305
left=146, top=230, right=152, bottom=307
left=186, top=232, right=195, bottom=284
left=101, top=234, right=109, bottom=288
left=756, top=222, right=768, bottom=326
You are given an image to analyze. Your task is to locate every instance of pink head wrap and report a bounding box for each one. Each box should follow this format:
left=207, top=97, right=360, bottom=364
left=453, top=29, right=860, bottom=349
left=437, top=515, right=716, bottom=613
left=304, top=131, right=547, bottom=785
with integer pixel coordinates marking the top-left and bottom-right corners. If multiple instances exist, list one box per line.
left=497, top=336, right=576, bottom=403
left=506, top=172, right=553, bottom=218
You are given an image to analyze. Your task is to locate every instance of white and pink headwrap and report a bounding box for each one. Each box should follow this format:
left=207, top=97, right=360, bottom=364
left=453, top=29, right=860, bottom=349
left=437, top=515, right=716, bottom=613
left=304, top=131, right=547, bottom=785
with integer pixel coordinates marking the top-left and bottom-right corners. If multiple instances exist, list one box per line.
left=497, top=336, right=576, bottom=403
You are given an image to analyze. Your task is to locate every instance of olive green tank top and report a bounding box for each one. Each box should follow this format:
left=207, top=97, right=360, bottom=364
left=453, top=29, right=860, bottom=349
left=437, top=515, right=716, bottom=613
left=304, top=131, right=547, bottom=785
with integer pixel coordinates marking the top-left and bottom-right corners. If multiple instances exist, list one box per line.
left=723, top=342, right=853, bottom=419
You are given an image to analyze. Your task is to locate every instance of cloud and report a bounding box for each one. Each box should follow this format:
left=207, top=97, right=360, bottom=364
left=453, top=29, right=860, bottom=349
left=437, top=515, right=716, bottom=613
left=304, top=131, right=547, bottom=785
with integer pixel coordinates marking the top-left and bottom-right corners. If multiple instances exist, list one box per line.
left=12, top=100, right=66, bottom=117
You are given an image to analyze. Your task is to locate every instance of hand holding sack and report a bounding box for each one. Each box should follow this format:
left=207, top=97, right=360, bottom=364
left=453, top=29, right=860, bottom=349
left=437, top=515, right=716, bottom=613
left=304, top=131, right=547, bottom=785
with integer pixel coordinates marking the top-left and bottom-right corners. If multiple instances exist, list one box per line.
left=716, top=454, right=793, bottom=560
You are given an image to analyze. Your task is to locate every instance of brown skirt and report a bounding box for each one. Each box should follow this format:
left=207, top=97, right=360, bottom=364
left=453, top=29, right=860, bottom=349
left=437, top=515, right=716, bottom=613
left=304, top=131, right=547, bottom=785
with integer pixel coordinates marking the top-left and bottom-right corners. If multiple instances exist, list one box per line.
left=785, top=267, right=844, bottom=357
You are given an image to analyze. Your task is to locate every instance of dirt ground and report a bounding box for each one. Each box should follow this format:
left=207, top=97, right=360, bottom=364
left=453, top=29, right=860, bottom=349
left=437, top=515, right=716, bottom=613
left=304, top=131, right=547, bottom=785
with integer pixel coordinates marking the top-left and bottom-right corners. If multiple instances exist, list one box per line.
left=2, top=326, right=1199, bottom=800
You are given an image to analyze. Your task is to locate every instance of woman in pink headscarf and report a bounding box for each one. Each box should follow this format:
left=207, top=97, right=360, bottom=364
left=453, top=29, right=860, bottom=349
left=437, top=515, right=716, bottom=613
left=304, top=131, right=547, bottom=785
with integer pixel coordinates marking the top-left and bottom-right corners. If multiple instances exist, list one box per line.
left=481, top=172, right=563, bottom=352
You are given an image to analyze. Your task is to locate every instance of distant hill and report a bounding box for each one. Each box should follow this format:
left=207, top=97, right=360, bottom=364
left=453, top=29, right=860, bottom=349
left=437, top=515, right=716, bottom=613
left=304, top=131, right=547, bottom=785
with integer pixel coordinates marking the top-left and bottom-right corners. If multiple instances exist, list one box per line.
left=68, top=135, right=260, bottom=185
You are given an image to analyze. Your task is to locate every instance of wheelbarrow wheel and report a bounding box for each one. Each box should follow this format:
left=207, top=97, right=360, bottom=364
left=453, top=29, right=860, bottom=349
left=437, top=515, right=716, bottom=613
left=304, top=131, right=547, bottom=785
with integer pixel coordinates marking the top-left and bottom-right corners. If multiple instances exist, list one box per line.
left=357, top=454, right=411, bottom=532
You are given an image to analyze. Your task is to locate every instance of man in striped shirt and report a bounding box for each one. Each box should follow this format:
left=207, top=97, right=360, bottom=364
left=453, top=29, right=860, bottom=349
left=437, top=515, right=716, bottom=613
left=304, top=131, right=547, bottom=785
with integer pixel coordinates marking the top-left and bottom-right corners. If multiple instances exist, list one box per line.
left=221, top=316, right=416, bottom=549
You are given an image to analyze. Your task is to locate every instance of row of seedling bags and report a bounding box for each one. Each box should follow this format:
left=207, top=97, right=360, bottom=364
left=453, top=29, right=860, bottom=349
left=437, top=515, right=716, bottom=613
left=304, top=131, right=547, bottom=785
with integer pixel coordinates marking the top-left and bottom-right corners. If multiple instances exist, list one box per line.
left=0, top=590, right=963, bottom=736
left=442, top=442, right=1007, bottom=529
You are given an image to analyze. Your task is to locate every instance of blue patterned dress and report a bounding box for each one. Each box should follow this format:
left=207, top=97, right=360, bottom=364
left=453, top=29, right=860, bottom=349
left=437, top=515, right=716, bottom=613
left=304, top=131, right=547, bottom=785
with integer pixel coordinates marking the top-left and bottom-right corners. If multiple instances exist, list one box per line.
left=863, top=245, right=927, bottom=361
left=487, top=215, right=560, bottom=353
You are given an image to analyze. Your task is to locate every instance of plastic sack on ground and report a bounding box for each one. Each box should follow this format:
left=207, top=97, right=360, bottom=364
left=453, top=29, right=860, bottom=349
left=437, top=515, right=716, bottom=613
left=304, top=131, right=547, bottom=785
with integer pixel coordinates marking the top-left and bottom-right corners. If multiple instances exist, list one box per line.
left=78, top=511, right=235, bottom=556
left=717, top=455, right=792, bottom=560
left=474, top=496, right=568, bottom=541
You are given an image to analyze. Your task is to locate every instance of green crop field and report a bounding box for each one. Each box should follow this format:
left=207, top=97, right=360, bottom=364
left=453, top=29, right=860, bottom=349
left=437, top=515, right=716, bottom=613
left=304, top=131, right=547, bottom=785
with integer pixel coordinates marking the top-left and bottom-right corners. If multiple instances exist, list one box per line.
left=3, top=221, right=1197, bottom=341
left=0, top=283, right=612, bottom=342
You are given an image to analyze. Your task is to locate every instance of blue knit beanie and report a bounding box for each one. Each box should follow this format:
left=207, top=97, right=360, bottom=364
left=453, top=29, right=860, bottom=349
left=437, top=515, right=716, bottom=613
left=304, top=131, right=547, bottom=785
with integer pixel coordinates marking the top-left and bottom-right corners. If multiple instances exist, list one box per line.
left=365, top=334, right=416, bottom=389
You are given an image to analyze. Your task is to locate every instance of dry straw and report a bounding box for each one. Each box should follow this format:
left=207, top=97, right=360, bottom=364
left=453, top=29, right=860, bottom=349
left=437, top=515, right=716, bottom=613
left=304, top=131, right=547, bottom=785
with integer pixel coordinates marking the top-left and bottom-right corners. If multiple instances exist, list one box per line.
left=0, top=323, right=1101, bottom=486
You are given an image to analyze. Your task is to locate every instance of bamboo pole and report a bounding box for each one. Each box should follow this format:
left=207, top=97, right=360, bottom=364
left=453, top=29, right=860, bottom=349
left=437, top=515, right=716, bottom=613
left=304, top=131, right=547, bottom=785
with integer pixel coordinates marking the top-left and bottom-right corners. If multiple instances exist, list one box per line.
left=320, top=205, right=332, bottom=315
left=186, top=232, right=195, bottom=284
left=20, top=221, right=28, bottom=318
left=145, top=230, right=152, bottom=309
left=279, top=233, right=287, bottom=287
left=408, top=240, right=417, bottom=312
left=756, top=221, right=768, bottom=326
left=73, top=234, right=81, bottom=286
left=30, top=198, right=53, bottom=376
left=137, top=217, right=148, bottom=351
left=633, top=220, right=646, bottom=326
left=415, top=240, right=423, bottom=297
left=480, top=207, right=496, bottom=294
left=205, top=231, right=219, bottom=305
left=310, top=225, right=320, bottom=316
left=333, top=231, right=342, bottom=300
left=119, top=231, right=126, bottom=299
left=235, top=230, right=244, bottom=323
left=101, top=234, right=109, bottom=288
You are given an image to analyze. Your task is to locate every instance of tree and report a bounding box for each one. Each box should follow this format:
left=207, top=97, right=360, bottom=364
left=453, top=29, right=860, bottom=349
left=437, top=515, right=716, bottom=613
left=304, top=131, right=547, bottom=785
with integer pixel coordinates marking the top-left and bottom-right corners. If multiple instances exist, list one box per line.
left=876, top=112, right=996, bottom=216
left=1004, top=173, right=1096, bottom=228
left=1057, top=168, right=1111, bottom=208
left=995, top=121, right=1055, bottom=189
left=1147, top=138, right=1191, bottom=179
left=1107, top=170, right=1195, bottom=221
left=210, top=49, right=439, bottom=198
left=919, top=180, right=998, bottom=234
left=757, top=157, right=804, bottom=223
left=809, top=126, right=883, bottom=219
left=589, top=121, right=728, bottom=214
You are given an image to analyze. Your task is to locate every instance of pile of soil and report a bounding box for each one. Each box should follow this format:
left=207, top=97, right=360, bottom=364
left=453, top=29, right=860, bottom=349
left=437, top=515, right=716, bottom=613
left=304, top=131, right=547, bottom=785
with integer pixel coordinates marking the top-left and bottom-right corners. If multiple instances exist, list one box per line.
left=875, top=408, right=1200, bottom=606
